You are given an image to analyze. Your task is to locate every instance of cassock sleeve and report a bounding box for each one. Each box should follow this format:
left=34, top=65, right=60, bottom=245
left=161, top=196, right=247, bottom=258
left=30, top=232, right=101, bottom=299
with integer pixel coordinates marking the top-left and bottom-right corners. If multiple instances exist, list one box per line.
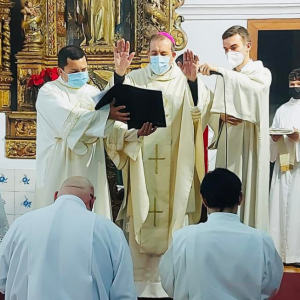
left=110, top=230, right=137, bottom=300
left=261, top=233, right=283, bottom=299
left=159, top=242, right=176, bottom=298
left=159, top=231, right=189, bottom=300
left=214, top=67, right=272, bottom=125
left=105, top=122, right=143, bottom=170
left=36, top=83, right=113, bottom=152
left=270, top=109, right=281, bottom=162
left=0, top=218, right=22, bottom=293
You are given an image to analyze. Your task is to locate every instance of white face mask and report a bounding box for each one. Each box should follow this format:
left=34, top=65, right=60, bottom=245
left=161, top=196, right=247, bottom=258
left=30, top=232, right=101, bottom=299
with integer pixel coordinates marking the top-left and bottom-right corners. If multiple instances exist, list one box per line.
left=226, top=46, right=246, bottom=69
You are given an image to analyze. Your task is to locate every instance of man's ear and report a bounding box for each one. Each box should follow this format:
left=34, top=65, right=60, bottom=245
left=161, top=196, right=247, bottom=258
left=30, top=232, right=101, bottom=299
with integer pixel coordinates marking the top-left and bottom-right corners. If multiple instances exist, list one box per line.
left=238, top=192, right=243, bottom=206
left=246, top=42, right=252, bottom=52
left=54, top=191, right=59, bottom=201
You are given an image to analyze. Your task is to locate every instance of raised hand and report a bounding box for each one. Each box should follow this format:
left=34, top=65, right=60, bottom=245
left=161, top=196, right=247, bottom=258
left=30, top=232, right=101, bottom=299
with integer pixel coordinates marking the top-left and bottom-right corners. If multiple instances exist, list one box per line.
left=137, top=122, right=157, bottom=137
left=109, top=99, right=130, bottom=122
left=177, top=49, right=199, bottom=82
left=114, top=39, right=135, bottom=76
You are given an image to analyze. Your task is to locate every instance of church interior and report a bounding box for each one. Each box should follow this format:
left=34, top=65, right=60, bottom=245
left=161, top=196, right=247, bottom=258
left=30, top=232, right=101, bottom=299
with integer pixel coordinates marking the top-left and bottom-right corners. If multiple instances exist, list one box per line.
left=0, top=0, right=300, bottom=299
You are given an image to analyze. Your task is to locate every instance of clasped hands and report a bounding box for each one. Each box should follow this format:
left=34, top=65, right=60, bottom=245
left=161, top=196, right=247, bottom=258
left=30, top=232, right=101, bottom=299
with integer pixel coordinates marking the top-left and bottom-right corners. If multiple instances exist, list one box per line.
left=220, top=113, right=243, bottom=126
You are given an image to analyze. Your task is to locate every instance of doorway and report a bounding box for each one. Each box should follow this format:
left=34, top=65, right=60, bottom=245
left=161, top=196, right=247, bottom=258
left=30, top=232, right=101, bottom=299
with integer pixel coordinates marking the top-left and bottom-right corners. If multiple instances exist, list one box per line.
left=248, top=19, right=300, bottom=182
left=248, top=19, right=300, bottom=124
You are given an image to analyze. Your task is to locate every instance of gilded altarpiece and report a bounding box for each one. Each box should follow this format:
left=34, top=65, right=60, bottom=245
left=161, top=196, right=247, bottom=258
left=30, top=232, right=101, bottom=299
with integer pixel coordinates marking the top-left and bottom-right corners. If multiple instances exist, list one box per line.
left=6, top=0, right=187, bottom=158
left=5, top=0, right=187, bottom=217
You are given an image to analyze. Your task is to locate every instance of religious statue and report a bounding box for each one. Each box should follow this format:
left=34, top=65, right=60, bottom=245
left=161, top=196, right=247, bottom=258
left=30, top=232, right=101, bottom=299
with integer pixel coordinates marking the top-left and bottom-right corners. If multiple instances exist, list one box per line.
left=74, top=0, right=121, bottom=46
left=20, top=0, right=44, bottom=51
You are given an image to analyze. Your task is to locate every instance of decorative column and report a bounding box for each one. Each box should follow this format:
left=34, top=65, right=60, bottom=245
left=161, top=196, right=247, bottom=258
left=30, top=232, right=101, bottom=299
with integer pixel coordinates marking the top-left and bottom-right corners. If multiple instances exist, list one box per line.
left=0, top=0, right=13, bottom=112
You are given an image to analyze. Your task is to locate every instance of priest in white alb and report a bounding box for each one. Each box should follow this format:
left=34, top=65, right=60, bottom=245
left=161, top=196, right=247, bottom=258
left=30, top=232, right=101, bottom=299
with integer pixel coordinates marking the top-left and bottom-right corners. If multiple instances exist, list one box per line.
left=34, top=45, right=155, bottom=218
left=0, top=176, right=137, bottom=300
left=269, top=68, right=300, bottom=266
left=159, top=169, right=283, bottom=300
left=106, top=33, right=210, bottom=297
left=199, top=25, right=272, bottom=231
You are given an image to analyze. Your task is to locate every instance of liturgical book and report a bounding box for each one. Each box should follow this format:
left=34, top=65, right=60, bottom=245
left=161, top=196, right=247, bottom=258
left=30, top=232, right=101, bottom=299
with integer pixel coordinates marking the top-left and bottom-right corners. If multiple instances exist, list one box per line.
left=93, top=84, right=166, bottom=129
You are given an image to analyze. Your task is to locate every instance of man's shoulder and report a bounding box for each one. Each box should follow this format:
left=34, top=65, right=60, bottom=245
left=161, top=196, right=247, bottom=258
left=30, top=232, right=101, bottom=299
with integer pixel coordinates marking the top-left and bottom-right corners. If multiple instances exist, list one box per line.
left=94, top=214, right=122, bottom=234
left=39, top=80, right=61, bottom=93
left=85, top=83, right=100, bottom=96
left=253, top=60, right=271, bottom=75
left=173, top=224, right=198, bottom=241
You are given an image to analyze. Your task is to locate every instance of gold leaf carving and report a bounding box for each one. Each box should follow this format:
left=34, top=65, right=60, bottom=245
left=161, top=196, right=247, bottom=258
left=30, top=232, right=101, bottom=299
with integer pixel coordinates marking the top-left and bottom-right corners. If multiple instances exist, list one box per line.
left=15, top=119, right=37, bottom=137
left=5, top=140, right=36, bottom=159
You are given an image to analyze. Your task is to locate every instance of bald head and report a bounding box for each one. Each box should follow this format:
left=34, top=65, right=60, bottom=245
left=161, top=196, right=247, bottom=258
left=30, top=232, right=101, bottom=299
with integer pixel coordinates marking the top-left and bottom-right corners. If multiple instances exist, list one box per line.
left=54, top=176, right=96, bottom=211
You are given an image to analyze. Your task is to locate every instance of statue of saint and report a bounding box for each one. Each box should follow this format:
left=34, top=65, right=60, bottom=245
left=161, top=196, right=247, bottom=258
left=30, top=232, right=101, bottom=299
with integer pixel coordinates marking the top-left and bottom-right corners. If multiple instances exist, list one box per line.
left=74, top=0, right=121, bottom=46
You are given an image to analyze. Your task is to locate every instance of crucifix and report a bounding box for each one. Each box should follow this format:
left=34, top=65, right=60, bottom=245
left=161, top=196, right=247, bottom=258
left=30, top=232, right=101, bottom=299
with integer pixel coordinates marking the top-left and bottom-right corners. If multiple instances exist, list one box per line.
left=149, top=197, right=163, bottom=227
left=149, top=144, right=165, bottom=175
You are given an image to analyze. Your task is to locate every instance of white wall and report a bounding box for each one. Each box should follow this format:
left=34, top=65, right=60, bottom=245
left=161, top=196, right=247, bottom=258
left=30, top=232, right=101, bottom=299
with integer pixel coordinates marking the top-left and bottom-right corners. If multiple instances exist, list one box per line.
left=0, top=113, right=36, bottom=170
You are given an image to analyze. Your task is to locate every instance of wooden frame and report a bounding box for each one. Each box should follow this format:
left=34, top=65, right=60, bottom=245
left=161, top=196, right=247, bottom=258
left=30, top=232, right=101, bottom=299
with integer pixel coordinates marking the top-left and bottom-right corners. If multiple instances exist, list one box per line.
left=248, top=19, right=300, bottom=60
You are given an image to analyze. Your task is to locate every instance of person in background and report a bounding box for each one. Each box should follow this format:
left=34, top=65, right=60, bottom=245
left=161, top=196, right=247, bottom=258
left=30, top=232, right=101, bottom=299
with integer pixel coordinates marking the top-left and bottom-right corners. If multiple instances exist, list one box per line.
left=0, top=176, right=137, bottom=300
left=160, top=168, right=283, bottom=300
left=269, top=68, right=300, bottom=267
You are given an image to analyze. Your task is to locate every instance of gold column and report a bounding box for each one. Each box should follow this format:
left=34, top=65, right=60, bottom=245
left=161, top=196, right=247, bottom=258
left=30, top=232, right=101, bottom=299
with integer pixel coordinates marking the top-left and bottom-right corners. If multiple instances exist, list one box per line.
left=0, top=0, right=13, bottom=112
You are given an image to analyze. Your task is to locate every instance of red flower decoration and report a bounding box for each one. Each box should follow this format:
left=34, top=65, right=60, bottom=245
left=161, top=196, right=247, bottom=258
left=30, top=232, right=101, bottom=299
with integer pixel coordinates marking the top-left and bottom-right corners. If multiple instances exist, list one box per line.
left=27, top=67, right=59, bottom=88
left=45, top=67, right=59, bottom=81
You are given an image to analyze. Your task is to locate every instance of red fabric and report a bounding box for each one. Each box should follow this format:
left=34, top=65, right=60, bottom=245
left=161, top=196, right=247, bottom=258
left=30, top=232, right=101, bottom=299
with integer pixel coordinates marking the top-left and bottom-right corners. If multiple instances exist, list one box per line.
left=203, top=126, right=208, bottom=173
left=273, top=272, right=300, bottom=300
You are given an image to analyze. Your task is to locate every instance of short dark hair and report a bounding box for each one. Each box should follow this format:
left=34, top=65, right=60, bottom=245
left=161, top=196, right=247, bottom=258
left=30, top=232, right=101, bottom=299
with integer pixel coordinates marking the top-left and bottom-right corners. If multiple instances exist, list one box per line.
left=149, top=34, right=176, bottom=53
left=200, top=168, right=242, bottom=211
left=289, top=68, right=300, bottom=82
left=222, top=25, right=251, bottom=43
left=58, top=46, right=87, bottom=69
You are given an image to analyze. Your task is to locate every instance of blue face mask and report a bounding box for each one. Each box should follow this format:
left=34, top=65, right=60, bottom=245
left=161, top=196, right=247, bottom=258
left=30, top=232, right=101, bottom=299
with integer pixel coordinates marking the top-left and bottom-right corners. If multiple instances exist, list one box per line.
left=62, top=70, right=89, bottom=88
left=150, top=56, right=171, bottom=75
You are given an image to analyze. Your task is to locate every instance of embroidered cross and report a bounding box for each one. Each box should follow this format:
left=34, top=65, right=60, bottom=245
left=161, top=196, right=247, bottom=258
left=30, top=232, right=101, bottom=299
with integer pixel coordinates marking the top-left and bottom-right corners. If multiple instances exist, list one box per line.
left=149, top=197, right=163, bottom=227
left=149, top=144, right=165, bottom=175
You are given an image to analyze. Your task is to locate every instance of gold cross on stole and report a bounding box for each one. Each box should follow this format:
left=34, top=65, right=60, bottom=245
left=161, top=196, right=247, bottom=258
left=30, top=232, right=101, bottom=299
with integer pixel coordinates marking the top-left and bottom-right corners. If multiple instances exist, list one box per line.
left=149, top=197, right=163, bottom=227
left=149, top=144, right=165, bottom=174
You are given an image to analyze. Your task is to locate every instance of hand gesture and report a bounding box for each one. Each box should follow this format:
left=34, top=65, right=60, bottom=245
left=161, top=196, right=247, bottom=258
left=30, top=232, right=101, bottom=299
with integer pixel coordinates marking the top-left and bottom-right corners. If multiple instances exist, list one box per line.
left=114, top=39, right=135, bottom=76
left=109, top=99, right=130, bottom=123
left=177, top=50, right=199, bottom=82
left=220, top=113, right=243, bottom=126
left=199, top=63, right=219, bottom=76
left=137, top=122, right=157, bottom=137
left=287, top=127, right=300, bottom=142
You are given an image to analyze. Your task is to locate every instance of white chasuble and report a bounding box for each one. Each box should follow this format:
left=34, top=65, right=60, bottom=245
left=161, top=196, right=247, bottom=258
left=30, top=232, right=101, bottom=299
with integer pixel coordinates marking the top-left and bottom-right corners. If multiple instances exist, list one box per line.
left=35, top=77, right=141, bottom=219
left=269, top=98, right=300, bottom=263
left=107, top=63, right=207, bottom=297
left=208, top=60, right=272, bottom=231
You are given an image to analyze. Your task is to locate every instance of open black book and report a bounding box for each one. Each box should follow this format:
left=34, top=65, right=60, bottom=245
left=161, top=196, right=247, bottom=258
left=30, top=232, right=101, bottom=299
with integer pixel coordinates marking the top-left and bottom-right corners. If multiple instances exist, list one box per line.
left=93, top=83, right=166, bottom=130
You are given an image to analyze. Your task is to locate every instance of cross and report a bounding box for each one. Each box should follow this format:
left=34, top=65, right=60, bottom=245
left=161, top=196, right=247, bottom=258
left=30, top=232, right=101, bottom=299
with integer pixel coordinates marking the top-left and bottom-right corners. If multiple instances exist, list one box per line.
left=148, top=144, right=165, bottom=175
left=149, top=197, right=163, bottom=227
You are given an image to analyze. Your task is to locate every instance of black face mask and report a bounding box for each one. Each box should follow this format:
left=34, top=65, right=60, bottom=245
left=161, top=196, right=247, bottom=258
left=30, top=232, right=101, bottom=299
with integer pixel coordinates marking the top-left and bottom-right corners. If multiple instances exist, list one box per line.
left=289, top=87, right=300, bottom=99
